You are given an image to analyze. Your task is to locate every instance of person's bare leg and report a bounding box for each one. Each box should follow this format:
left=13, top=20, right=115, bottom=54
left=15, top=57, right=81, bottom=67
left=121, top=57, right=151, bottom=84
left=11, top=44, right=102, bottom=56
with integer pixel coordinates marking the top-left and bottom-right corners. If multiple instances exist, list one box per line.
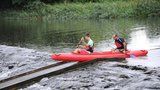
left=79, top=45, right=86, bottom=49
left=112, top=48, right=117, bottom=52
left=111, top=48, right=115, bottom=52
left=119, top=49, right=126, bottom=53
left=112, top=48, right=120, bottom=52
left=72, top=48, right=80, bottom=54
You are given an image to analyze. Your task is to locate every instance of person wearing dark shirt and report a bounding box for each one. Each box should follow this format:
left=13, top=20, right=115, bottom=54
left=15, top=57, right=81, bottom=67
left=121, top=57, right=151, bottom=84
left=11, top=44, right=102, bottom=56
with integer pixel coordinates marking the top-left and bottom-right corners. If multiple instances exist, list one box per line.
left=112, top=34, right=127, bottom=53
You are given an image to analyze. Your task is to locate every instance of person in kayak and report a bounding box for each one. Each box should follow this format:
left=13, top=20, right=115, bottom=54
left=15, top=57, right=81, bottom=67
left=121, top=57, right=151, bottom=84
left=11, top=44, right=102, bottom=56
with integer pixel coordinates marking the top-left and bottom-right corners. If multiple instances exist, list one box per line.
left=73, top=33, right=94, bottom=54
left=112, top=34, right=127, bottom=53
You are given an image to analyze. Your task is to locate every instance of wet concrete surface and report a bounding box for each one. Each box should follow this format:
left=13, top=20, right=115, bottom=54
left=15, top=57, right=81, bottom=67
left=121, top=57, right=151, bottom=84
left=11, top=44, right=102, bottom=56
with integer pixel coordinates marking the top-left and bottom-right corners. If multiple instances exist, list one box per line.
left=0, top=45, right=56, bottom=81
left=22, top=61, right=160, bottom=90
left=1, top=45, right=160, bottom=90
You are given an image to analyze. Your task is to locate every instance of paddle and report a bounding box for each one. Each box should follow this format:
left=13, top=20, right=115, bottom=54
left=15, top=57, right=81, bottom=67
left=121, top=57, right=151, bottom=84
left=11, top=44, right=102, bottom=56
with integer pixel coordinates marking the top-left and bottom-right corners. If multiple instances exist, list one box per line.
left=76, top=37, right=84, bottom=48
left=149, top=47, right=160, bottom=51
left=108, top=44, right=136, bottom=58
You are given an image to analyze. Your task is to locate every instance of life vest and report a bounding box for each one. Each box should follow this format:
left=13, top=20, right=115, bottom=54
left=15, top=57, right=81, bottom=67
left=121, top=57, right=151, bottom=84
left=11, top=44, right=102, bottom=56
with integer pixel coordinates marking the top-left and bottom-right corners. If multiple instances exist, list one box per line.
left=85, top=39, right=94, bottom=52
left=115, top=38, right=124, bottom=49
left=85, top=44, right=94, bottom=53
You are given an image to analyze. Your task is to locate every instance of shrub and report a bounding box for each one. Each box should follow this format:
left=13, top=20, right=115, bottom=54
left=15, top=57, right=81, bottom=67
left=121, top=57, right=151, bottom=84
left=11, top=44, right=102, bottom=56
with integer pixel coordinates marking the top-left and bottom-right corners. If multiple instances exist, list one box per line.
left=135, top=0, right=160, bottom=17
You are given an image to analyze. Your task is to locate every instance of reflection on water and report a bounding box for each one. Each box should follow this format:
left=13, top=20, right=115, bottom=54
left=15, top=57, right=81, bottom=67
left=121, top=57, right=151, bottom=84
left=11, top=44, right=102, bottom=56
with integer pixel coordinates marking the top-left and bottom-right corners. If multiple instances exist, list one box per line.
left=127, top=49, right=160, bottom=68
left=127, top=29, right=160, bottom=67
left=0, top=18, right=160, bottom=67
left=129, top=29, right=160, bottom=50
left=0, top=18, right=137, bottom=52
left=129, top=29, right=150, bottom=50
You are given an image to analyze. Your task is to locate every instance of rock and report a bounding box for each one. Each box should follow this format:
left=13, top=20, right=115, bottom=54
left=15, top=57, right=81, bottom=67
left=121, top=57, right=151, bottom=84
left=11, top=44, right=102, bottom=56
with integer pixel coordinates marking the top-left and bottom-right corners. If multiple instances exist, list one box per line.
left=107, top=79, right=112, bottom=82
left=115, top=64, right=130, bottom=69
left=67, top=86, right=73, bottom=89
left=101, top=80, right=106, bottom=82
left=156, top=32, right=159, bottom=35
left=18, top=63, right=27, bottom=67
left=144, top=70, right=157, bottom=75
left=143, top=78, right=151, bottom=81
left=115, top=64, right=147, bottom=72
left=131, top=66, right=147, bottom=71
left=26, top=83, right=52, bottom=90
left=146, top=83, right=160, bottom=89
left=56, top=87, right=60, bottom=89
left=42, top=83, right=47, bottom=86
left=119, top=74, right=129, bottom=79
left=40, top=77, right=49, bottom=82
left=83, top=83, right=94, bottom=87
left=80, top=80, right=90, bottom=83
left=104, top=83, right=114, bottom=88
left=8, top=65, right=14, bottom=69
left=82, top=85, right=90, bottom=88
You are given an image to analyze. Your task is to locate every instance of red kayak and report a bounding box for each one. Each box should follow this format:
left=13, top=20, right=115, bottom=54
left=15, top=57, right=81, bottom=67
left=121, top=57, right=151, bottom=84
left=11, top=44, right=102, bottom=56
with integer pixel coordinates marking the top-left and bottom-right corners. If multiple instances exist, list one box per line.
left=51, top=50, right=148, bottom=62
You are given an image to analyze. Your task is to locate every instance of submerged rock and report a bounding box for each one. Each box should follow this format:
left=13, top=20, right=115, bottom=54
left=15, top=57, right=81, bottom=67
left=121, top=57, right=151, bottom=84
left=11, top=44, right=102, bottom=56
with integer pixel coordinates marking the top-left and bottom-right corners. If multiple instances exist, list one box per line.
left=119, top=74, right=130, bottom=79
left=40, top=78, right=49, bottom=83
left=22, top=83, right=52, bottom=90
left=104, top=83, right=114, bottom=88
left=144, top=70, right=157, bottom=75
left=8, top=65, right=14, bottom=69
left=114, top=64, right=148, bottom=72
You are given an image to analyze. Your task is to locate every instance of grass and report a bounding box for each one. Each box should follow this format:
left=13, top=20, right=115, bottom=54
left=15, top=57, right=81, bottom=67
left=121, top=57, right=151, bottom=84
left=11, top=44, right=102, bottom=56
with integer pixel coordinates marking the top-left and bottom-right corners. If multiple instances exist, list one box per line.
left=0, top=0, right=160, bottom=20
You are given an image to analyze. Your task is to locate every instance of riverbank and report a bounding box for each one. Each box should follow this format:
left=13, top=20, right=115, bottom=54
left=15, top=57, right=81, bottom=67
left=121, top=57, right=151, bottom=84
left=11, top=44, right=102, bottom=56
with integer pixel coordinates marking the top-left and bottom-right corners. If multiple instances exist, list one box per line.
left=0, top=0, right=160, bottom=20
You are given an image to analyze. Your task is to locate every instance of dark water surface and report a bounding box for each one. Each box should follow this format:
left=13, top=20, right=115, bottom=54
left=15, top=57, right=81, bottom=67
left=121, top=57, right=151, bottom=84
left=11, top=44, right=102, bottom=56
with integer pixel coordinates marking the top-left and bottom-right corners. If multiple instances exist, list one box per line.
left=0, top=18, right=160, bottom=67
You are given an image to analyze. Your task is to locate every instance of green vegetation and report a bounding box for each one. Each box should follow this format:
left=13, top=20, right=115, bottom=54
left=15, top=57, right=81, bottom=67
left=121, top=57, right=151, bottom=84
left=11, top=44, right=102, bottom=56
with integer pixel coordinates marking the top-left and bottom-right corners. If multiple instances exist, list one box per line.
left=0, top=0, right=160, bottom=20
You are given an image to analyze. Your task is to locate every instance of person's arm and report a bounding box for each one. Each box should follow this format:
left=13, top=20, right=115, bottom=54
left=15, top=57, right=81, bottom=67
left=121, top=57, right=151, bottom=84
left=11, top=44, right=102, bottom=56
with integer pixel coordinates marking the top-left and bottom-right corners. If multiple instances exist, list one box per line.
left=81, top=38, right=88, bottom=46
left=123, top=39, right=127, bottom=51
left=76, top=37, right=84, bottom=48
left=78, top=45, right=86, bottom=49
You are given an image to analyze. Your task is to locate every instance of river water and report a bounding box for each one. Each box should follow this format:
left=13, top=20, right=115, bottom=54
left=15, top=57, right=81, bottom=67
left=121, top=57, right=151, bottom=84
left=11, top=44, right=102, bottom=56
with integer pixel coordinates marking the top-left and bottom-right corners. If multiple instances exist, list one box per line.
left=0, top=18, right=160, bottom=68
left=0, top=18, right=160, bottom=90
